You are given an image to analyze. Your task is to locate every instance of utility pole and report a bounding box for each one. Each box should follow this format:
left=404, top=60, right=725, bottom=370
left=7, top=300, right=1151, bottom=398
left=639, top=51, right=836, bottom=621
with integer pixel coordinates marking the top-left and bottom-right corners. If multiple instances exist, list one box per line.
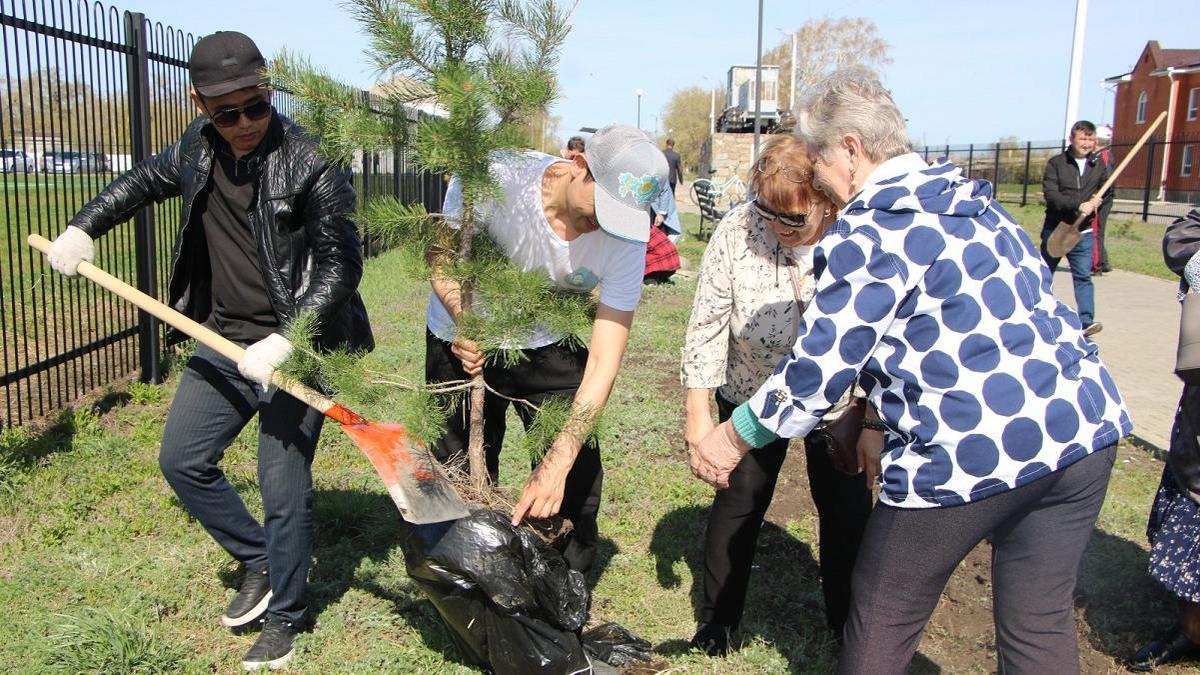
left=752, top=0, right=763, bottom=162
left=1063, top=0, right=1088, bottom=142
left=790, top=30, right=797, bottom=111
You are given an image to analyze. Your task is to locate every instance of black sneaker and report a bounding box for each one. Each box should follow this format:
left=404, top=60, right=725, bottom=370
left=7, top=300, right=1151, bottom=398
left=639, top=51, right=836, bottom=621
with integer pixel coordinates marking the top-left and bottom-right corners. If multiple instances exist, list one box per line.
left=221, top=568, right=272, bottom=627
left=689, top=622, right=735, bottom=656
left=241, top=620, right=297, bottom=671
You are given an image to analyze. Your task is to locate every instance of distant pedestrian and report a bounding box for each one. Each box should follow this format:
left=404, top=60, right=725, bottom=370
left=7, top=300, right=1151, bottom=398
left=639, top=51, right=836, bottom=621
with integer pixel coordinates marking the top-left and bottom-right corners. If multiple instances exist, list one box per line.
left=663, top=138, right=683, bottom=194
left=1041, top=120, right=1109, bottom=337
left=1094, top=125, right=1115, bottom=275
left=562, top=135, right=585, bottom=160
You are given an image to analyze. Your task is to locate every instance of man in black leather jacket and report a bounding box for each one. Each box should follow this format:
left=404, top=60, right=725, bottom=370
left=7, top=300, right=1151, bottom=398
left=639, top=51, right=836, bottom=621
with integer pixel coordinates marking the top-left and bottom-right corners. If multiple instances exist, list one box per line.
left=1040, top=119, right=1110, bottom=337
left=44, top=31, right=371, bottom=670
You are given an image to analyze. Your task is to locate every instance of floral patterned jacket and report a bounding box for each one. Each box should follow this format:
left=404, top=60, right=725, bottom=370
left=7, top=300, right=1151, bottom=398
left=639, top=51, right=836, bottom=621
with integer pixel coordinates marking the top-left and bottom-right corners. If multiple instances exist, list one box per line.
left=681, top=203, right=816, bottom=404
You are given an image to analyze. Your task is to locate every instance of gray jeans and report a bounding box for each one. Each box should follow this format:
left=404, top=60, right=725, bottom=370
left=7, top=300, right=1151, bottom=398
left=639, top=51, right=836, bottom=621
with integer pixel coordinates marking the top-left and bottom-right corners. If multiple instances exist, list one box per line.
left=159, top=344, right=324, bottom=625
left=839, top=444, right=1117, bottom=675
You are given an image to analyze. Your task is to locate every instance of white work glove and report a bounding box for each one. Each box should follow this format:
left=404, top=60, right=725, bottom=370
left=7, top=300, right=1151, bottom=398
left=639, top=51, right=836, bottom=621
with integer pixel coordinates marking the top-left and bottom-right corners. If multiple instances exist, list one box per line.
left=237, top=333, right=293, bottom=391
left=47, top=226, right=95, bottom=276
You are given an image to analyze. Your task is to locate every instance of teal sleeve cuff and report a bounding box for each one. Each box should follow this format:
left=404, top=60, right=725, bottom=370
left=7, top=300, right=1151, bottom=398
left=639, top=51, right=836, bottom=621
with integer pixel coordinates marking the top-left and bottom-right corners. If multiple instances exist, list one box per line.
left=731, top=402, right=778, bottom=448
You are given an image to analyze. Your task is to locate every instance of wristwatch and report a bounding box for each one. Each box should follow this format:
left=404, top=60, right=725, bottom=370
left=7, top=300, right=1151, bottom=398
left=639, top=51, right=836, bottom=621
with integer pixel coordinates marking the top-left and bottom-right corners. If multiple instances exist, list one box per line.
left=861, top=419, right=889, bottom=432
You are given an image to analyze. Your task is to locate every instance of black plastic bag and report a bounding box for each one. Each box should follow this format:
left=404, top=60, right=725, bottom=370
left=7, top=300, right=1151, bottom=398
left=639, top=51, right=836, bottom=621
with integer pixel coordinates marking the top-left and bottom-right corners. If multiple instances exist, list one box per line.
left=403, top=508, right=593, bottom=674
left=581, top=622, right=654, bottom=667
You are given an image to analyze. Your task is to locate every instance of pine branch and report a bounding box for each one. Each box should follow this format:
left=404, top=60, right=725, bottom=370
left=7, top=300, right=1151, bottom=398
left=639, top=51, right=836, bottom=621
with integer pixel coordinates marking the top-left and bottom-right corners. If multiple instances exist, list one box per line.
left=343, top=0, right=441, bottom=78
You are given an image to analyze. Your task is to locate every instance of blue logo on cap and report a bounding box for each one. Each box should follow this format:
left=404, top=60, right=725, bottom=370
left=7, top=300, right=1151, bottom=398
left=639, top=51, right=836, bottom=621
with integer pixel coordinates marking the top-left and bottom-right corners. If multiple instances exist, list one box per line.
left=618, top=173, right=661, bottom=204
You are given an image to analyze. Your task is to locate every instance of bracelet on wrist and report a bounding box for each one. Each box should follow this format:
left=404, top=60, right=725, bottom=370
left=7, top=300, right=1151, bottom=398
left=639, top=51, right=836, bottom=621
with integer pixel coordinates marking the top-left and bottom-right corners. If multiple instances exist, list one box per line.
left=861, top=419, right=889, bottom=432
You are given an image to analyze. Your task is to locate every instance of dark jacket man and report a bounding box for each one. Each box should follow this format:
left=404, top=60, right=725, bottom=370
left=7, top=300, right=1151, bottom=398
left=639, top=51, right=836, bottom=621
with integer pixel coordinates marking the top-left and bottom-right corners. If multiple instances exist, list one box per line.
left=43, top=31, right=370, bottom=671
left=70, top=113, right=373, bottom=353
left=1041, top=148, right=1110, bottom=233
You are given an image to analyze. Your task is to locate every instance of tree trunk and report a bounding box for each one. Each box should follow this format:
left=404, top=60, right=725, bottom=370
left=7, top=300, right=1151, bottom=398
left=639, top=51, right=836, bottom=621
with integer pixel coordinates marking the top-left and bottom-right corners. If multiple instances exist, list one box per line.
left=456, top=203, right=490, bottom=492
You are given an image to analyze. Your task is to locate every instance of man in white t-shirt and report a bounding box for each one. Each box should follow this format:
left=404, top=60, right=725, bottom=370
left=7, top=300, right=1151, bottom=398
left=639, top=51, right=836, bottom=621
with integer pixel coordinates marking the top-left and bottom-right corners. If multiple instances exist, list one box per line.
left=426, top=125, right=669, bottom=573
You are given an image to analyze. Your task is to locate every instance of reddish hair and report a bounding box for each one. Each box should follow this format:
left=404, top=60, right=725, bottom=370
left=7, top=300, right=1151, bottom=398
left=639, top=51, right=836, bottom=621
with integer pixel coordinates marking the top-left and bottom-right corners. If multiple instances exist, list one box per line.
left=748, top=135, right=834, bottom=243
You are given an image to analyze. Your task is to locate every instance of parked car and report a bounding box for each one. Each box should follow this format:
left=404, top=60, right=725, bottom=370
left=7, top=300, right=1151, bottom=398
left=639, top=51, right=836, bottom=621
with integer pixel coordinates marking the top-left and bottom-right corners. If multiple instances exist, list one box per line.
left=42, top=151, right=107, bottom=174
left=0, top=149, right=36, bottom=173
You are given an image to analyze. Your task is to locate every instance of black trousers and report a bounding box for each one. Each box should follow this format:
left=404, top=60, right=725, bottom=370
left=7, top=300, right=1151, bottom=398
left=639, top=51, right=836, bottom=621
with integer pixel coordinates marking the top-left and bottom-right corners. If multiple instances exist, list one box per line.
left=839, top=445, right=1117, bottom=675
left=700, top=393, right=873, bottom=635
left=425, top=330, right=603, bottom=573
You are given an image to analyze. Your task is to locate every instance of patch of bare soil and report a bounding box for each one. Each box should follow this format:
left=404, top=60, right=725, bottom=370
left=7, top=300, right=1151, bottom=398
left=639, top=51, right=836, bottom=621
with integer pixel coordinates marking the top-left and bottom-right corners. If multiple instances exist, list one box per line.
left=765, top=445, right=1135, bottom=674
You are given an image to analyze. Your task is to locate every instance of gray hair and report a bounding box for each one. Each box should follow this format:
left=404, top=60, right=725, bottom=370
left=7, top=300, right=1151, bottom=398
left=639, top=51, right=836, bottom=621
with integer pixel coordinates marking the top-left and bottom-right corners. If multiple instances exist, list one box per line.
left=796, top=68, right=911, bottom=163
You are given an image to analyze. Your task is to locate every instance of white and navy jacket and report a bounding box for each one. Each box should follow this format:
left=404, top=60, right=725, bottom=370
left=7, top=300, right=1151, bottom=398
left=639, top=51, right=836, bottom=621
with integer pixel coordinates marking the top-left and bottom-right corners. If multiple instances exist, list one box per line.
left=737, top=153, right=1132, bottom=508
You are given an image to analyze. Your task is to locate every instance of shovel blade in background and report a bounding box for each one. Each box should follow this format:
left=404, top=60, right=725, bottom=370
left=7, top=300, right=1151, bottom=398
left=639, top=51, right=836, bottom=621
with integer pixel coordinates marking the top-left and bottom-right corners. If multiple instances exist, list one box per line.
left=340, top=422, right=469, bottom=524
left=1046, top=219, right=1085, bottom=259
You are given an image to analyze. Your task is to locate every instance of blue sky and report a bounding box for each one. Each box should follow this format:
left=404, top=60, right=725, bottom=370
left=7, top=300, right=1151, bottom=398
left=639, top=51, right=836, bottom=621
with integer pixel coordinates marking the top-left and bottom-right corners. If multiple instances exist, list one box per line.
left=128, top=0, right=1197, bottom=145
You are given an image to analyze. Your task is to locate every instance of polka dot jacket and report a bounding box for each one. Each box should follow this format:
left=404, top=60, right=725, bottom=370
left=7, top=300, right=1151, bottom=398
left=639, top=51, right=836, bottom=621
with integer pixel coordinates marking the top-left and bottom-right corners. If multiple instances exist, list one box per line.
left=745, top=153, right=1132, bottom=509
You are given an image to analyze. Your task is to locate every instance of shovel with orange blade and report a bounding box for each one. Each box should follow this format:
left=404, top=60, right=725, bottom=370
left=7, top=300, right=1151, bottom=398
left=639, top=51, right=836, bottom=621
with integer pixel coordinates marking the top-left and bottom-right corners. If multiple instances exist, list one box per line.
left=28, top=233, right=469, bottom=525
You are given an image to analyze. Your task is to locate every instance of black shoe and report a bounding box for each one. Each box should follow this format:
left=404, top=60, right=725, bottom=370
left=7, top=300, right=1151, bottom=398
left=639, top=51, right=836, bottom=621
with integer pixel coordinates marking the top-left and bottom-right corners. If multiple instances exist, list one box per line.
left=222, top=568, right=272, bottom=628
left=1100, top=262, right=1113, bottom=274
left=1129, top=627, right=1200, bottom=671
left=689, top=622, right=735, bottom=656
left=241, top=620, right=298, bottom=671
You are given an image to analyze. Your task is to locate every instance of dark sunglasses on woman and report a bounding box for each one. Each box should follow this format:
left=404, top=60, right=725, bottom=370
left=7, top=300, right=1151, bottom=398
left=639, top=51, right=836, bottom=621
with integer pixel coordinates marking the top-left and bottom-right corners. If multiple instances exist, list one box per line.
left=208, top=97, right=272, bottom=128
left=752, top=198, right=808, bottom=229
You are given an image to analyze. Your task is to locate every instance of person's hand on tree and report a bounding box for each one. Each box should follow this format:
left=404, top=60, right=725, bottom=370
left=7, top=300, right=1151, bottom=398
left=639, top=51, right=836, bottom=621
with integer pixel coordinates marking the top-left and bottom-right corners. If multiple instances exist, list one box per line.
left=451, top=336, right=485, bottom=376
left=510, top=438, right=576, bottom=525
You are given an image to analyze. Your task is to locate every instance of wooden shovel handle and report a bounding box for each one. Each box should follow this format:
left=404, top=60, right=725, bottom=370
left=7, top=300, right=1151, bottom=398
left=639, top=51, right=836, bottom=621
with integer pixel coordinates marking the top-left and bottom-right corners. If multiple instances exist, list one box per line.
left=27, top=233, right=348, bottom=420
left=1067, top=110, right=1168, bottom=230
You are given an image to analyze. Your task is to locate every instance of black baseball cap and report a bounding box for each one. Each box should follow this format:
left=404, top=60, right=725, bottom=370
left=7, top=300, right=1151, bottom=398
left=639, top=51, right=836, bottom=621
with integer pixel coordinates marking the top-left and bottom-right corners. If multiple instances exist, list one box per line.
left=189, top=31, right=268, bottom=97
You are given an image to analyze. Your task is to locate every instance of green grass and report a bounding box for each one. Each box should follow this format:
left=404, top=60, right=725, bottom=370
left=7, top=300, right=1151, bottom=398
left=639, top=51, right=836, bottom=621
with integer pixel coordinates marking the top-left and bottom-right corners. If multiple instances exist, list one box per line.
left=0, top=202, right=1187, bottom=673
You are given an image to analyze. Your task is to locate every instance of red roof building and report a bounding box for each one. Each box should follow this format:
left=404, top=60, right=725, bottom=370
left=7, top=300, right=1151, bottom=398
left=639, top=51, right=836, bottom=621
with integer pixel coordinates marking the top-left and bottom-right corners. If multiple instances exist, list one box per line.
left=1105, top=41, right=1200, bottom=201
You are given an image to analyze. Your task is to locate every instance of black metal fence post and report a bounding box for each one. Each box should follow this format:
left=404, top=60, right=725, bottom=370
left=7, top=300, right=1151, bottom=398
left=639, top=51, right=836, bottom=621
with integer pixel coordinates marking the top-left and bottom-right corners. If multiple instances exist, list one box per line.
left=1143, top=137, right=1157, bottom=221
left=966, top=144, right=974, bottom=179
left=124, top=11, right=159, bottom=383
left=992, top=142, right=1000, bottom=187
left=1021, top=142, right=1032, bottom=206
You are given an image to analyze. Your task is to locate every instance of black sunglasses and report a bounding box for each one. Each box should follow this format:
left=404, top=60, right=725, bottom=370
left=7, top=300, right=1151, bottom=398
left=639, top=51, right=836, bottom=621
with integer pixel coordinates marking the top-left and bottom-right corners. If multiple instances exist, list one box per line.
left=752, top=199, right=807, bottom=229
left=208, top=97, right=271, bottom=128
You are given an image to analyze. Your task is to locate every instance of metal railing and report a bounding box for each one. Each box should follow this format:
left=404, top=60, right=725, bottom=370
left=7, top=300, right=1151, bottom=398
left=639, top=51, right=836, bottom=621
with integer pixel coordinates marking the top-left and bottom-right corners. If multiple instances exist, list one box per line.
left=0, top=0, right=444, bottom=427
left=913, top=135, right=1200, bottom=221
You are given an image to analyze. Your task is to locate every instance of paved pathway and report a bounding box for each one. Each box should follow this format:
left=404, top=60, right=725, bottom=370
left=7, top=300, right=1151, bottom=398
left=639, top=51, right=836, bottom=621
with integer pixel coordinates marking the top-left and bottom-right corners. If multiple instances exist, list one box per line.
left=1054, top=267, right=1180, bottom=452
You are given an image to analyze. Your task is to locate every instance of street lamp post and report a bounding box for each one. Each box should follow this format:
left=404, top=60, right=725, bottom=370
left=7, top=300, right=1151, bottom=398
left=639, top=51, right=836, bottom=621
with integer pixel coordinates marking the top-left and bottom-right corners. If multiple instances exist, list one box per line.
left=635, top=89, right=643, bottom=130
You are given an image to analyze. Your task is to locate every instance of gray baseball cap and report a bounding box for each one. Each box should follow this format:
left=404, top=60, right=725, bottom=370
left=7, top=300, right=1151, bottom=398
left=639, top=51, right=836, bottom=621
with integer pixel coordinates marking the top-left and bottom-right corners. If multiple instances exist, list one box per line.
left=587, top=124, right=669, bottom=243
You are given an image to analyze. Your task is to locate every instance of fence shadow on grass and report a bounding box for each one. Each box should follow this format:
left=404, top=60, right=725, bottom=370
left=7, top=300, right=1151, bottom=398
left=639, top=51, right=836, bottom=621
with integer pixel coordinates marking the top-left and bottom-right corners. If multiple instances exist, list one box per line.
left=649, top=504, right=838, bottom=672
left=1077, top=526, right=1177, bottom=665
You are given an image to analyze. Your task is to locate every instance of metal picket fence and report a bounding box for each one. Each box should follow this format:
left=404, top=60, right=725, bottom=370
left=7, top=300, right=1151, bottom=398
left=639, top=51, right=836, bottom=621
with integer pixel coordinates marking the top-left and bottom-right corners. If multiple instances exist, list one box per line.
left=913, top=135, right=1200, bottom=221
left=0, top=0, right=444, bottom=427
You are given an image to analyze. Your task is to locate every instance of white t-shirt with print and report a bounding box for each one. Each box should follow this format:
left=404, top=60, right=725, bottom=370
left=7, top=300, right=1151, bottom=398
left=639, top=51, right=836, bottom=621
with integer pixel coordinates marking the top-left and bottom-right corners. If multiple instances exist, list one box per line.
left=427, top=151, right=647, bottom=349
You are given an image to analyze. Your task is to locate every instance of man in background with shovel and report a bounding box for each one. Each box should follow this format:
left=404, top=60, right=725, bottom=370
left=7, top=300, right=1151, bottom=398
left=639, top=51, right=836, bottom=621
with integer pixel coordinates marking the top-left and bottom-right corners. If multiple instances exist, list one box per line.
left=1041, top=119, right=1110, bottom=338
left=43, top=31, right=372, bottom=670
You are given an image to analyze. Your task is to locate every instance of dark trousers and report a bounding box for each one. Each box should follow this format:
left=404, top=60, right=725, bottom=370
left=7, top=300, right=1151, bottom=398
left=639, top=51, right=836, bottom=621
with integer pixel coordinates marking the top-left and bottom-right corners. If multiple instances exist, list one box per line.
left=699, top=393, right=873, bottom=635
left=159, top=344, right=324, bottom=625
left=839, top=445, right=1117, bottom=675
left=1041, top=227, right=1096, bottom=326
left=425, top=330, right=603, bottom=573
left=1096, top=200, right=1112, bottom=271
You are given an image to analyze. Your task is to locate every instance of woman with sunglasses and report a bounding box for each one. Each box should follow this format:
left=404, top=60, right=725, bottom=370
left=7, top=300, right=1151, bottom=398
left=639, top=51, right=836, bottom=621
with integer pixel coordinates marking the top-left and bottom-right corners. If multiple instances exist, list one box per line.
left=681, top=133, right=874, bottom=655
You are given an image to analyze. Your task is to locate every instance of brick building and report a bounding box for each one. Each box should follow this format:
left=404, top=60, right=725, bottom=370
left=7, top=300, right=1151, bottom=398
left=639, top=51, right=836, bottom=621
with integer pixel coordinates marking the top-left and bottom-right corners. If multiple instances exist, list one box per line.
left=1105, top=41, right=1200, bottom=201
